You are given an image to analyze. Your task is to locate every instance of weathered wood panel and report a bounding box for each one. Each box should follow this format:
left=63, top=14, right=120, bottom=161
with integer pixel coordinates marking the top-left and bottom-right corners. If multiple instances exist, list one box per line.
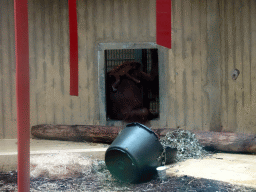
left=200, top=0, right=209, bottom=131
left=166, top=0, right=176, bottom=128
left=168, top=0, right=211, bottom=131
left=192, top=0, right=202, bottom=131
left=220, top=0, right=256, bottom=134
left=1, top=0, right=256, bottom=139
left=0, top=0, right=3, bottom=138
left=234, top=0, right=243, bottom=133
left=77, top=0, right=88, bottom=124
left=0, top=0, right=16, bottom=138
left=183, top=0, right=193, bottom=130
left=251, top=0, right=256, bottom=135
left=172, top=0, right=185, bottom=129
left=226, top=0, right=236, bottom=132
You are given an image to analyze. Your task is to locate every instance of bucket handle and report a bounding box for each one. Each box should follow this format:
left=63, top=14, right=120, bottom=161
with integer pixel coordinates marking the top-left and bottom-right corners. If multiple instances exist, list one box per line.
left=157, top=147, right=167, bottom=166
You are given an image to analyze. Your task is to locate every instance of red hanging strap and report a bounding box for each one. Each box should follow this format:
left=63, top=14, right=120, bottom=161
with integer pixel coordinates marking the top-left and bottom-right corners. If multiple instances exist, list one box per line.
left=14, top=0, right=30, bottom=191
left=69, top=0, right=79, bottom=96
left=156, top=0, right=172, bottom=49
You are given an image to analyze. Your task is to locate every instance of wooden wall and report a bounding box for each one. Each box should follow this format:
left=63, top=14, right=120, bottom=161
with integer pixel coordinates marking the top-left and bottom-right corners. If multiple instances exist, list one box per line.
left=167, top=0, right=256, bottom=134
left=0, top=0, right=16, bottom=139
left=167, top=0, right=220, bottom=132
left=0, top=0, right=256, bottom=139
left=220, top=0, right=256, bottom=134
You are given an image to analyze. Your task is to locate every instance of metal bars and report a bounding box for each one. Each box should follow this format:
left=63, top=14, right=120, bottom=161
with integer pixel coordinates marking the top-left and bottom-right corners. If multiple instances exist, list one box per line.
left=105, top=49, right=159, bottom=116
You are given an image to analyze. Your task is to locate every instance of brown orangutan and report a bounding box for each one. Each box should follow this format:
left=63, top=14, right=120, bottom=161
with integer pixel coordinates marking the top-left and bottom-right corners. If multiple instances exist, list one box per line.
left=106, top=49, right=159, bottom=123
left=108, top=61, right=141, bottom=92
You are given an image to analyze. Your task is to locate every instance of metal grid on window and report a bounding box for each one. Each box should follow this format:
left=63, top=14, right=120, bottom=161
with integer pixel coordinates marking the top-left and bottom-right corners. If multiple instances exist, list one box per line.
left=105, top=49, right=138, bottom=72
left=105, top=49, right=159, bottom=117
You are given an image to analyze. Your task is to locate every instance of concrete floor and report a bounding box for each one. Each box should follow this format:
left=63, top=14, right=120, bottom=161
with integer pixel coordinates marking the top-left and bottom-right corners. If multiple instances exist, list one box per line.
left=0, top=139, right=256, bottom=189
left=167, top=153, right=256, bottom=189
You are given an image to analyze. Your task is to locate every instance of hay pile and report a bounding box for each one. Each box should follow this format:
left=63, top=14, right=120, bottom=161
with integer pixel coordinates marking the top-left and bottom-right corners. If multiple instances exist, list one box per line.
left=160, top=129, right=211, bottom=163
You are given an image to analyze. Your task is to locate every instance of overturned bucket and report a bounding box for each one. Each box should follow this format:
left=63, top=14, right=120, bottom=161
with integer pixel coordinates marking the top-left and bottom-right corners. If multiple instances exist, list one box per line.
left=105, top=122, right=163, bottom=183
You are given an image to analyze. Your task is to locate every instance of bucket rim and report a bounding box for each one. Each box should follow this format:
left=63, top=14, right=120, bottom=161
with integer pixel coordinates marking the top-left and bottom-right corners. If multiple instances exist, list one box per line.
left=105, top=147, right=141, bottom=169
left=126, top=122, right=158, bottom=138
left=105, top=147, right=142, bottom=183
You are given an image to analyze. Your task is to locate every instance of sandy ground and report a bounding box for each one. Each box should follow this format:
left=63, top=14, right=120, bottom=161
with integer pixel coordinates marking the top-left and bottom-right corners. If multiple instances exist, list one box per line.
left=167, top=152, right=256, bottom=188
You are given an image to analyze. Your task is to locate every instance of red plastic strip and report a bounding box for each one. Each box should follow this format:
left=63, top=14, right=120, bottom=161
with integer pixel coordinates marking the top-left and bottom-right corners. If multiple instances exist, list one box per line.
left=156, top=0, right=172, bottom=49
left=69, top=0, right=79, bottom=96
left=14, top=0, right=30, bottom=191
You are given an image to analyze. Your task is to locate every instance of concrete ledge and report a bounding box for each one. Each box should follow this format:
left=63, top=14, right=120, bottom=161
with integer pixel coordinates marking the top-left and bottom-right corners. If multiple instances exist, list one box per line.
left=0, top=139, right=108, bottom=172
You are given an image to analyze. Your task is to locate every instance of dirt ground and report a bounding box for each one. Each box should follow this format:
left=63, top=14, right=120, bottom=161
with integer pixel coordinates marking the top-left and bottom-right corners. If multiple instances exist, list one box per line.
left=1, top=133, right=255, bottom=192
left=1, top=161, right=256, bottom=192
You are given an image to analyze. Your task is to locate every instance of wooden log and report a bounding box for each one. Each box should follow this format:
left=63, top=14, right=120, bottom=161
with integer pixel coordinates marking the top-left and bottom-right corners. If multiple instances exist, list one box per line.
left=31, top=124, right=123, bottom=143
left=156, top=128, right=256, bottom=154
left=31, top=125, right=256, bottom=153
left=192, top=131, right=256, bottom=154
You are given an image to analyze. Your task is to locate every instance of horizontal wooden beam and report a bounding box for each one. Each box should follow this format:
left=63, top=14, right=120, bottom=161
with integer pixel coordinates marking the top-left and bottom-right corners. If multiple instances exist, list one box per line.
left=32, top=124, right=256, bottom=154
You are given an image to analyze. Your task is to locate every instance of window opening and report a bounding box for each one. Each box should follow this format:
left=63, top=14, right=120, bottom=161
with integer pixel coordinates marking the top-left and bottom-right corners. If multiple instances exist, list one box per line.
left=105, top=49, right=159, bottom=121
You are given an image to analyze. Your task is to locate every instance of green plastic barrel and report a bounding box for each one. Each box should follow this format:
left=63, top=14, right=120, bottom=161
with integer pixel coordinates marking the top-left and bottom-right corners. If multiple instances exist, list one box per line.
left=105, top=123, right=164, bottom=183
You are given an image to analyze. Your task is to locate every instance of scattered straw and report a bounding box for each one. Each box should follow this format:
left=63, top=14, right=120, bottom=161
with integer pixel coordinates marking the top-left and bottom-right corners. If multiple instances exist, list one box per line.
left=160, top=129, right=212, bottom=163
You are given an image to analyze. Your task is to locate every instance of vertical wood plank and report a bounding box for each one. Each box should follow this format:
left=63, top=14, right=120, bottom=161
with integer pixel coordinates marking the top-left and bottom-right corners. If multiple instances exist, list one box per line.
left=139, top=0, right=149, bottom=39
left=234, top=0, right=243, bottom=133
left=129, top=0, right=139, bottom=39
left=54, top=0, right=64, bottom=124
left=62, top=0, right=72, bottom=124
left=167, top=48, right=176, bottom=128
left=174, top=0, right=185, bottom=128
left=200, top=0, right=209, bottom=131
left=192, top=0, right=202, bottom=130
left=86, top=0, right=96, bottom=124
left=251, top=0, right=256, bottom=134
left=167, top=0, right=176, bottom=128
left=149, top=0, right=156, bottom=38
left=8, top=0, right=16, bottom=138
left=226, top=0, right=236, bottom=132
left=28, top=0, right=35, bottom=127
left=104, top=0, right=113, bottom=40
left=36, top=0, right=47, bottom=126
left=29, top=0, right=37, bottom=127
left=183, top=0, right=193, bottom=130
left=58, top=0, right=66, bottom=123
left=37, top=0, right=47, bottom=125
left=77, top=0, right=88, bottom=124
left=206, top=0, right=221, bottom=131
left=0, top=1, right=3, bottom=138
left=2, top=0, right=12, bottom=138
left=45, top=0, right=55, bottom=124
left=242, top=0, right=251, bottom=133
left=220, top=0, right=228, bottom=131
left=113, top=0, right=121, bottom=40
left=122, top=0, right=130, bottom=39
left=96, top=0, right=104, bottom=39
left=92, top=1, right=100, bottom=125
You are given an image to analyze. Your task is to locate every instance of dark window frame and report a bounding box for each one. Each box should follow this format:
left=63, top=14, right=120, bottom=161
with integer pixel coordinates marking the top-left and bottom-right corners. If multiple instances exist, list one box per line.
left=97, top=42, right=169, bottom=127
